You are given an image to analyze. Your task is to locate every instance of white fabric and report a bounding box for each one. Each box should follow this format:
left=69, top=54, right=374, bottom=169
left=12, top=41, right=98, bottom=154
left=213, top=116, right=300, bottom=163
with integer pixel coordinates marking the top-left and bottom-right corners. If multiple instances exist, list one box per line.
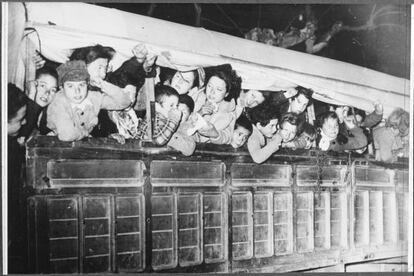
left=8, top=2, right=410, bottom=119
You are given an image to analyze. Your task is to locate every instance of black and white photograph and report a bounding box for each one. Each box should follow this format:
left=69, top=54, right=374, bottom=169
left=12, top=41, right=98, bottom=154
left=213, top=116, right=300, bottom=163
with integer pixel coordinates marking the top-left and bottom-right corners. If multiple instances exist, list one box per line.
left=2, top=2, right=412, bottom=274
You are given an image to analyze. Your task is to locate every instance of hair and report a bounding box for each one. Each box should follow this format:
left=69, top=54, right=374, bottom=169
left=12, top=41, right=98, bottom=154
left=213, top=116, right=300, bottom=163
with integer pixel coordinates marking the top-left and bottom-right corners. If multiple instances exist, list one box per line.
left=155, top=84, right=179, bottom=104
left=346, top=106, right=366, bottom=123
left=207, top=66, right=241, bottom=102
left=178, top=94, right=195, bottom=113
left=386, top=107, right=409, bottom=136
left=8, top=83, right=28, bottom=121
left=293, top=86, right=313, bottom=103
left=35, top=66, right=58, bottom=81
left=316, top=111, right=338, bottom=128
left=235, top=114, right=253, bottom=133
left=248, top=101, right=281, bottom=127
left=160, top=68, right=200, bottom=90
left=69, top=44, right=115, bottom=65
left=300, top=122, right=317, bottom=139
left=278, top=112, right=299, bottom=128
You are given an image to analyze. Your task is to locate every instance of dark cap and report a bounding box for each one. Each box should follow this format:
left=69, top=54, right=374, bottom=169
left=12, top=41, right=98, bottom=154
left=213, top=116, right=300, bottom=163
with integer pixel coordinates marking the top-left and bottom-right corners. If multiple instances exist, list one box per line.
left=57, top=60, right=90, bottom=86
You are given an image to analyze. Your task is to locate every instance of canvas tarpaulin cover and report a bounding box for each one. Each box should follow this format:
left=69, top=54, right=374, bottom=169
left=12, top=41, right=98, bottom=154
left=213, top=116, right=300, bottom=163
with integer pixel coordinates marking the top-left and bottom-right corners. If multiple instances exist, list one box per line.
left=8, top=2, right=410, bottom=118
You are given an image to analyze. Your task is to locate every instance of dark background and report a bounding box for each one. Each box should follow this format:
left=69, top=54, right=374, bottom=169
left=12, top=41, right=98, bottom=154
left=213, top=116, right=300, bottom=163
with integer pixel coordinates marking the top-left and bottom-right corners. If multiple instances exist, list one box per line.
left=96, top=3, right=410, bottom=79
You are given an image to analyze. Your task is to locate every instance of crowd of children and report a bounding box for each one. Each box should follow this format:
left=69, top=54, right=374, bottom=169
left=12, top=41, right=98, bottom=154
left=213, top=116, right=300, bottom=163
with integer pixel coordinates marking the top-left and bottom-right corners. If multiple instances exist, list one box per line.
left=8, top=43, right=410, bottom=164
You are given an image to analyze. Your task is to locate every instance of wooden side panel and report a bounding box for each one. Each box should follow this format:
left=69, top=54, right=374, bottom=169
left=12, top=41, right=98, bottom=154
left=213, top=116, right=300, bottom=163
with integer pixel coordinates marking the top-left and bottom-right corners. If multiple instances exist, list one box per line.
left=231, top=163, right=290, bottom=186
left=47, top=160, right=145, bottom=187
left=330, top=192, right=347, bottom=248
left=296, top=192, right=314, bottom=252
left=47, top=197, right=80, bottom=273
left=231, top=192, right=253, bottom=260
left=82, top=196, right=111, bottom=273
left=314, top=192, right=330, bottom=249
left=150, top=161, right=224, bottom=186
left=273, top=192, right=293, bottom=255
left=177, top=193, right=202, bottom=267
left=253, top=192, right=273, bottom=258
left=151, top=193, right=177, bottom=270
left=382, top=192, right=398, bottom=244
left=354, top=191, right=369, bottom=246
left=369, top=191, right=384, bottom=245
left=115, top=195, right=145, bottom=272
left=397, top=193, right=408, bottom=241
left=203, top=193, right=227, bottom=263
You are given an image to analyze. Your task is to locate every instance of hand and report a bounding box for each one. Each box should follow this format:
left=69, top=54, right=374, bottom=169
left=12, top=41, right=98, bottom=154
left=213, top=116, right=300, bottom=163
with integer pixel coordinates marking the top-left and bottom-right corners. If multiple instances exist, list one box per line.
left=343, top=116, right=356, bottom=129
left=283, top=87, right=297, bottom=99
left=124, top=85, right=137, bottom=103
left=89, top=78, right=103, bottom=88
left=373, top=101, right=383, bottom=115
left=168, top=108, right=182, bottom=122
left=109, top=133, right=126, bottom=144
left=199, top=102, right=215, bottom=116
left=143, top=53, right=156, bottom=72
left=330, top=21, right=343, bottom=35
left=32, top=51, right=46, bottom=69
left=132, top=43, right=148, bottom=63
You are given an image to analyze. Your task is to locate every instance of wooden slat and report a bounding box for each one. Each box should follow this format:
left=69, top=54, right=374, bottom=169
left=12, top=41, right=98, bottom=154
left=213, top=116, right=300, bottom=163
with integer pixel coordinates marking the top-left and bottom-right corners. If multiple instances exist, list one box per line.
left=273, top=192, right=293, bottom=255
left=231, top=163, right=290, bottom=186
left=47, top=160, right=145, bottom=187
left=150, top=161, right=225, bottom=186
left=232, top=192, right=253, bottom=260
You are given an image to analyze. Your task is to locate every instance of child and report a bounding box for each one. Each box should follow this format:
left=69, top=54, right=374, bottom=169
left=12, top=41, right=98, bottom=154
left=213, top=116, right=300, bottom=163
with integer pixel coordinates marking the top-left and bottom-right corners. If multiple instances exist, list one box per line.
left=167, top=94, right=198, bottom=156
left=316, top=111, right=368, bottom=152
left=19, top=66, right=58, bottom=139
left=247, top=102, right=283, bottom=163
left=209, top=114, right=253, bottom=149
left=197, top=67, right=241, bottom=140
left=277, top=112, right=299, bottom=144
left=47, top=60, right=131, bottom=141
left=283, top=122, right=317, bottom=150
left=136, top=84, right=182, bottom=146
left=373, top=108, right=409, bottom=163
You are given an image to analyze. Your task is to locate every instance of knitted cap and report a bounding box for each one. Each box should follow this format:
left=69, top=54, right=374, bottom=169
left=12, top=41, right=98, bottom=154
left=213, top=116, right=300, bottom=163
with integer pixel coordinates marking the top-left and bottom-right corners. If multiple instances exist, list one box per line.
left=57, top=60, right=90, bottom=86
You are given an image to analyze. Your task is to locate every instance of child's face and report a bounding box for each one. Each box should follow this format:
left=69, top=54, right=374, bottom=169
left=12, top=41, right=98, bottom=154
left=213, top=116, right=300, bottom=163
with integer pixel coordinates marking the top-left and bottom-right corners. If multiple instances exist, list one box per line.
left=231, top=126, right=251, bottom=148
left=279, top=121, right=297, bottom=142
left=35, top=74, right=58, bottom=107
left=258, top=118, right=278, bottom=138
left=302, top=133, right=316, bottom=149
left=244, top=90, right=265, bottom=108
left=322, top=117, right=339, bottom=139
left=8, top=105, right=27, bottom=137
left=157, top=95, right=179, bottom=117
left=171, top=71, right=195, bottom=95
left=290, top=94, right=309, bottom=114
left=63, top=80, right=88, bottom=104
left=178, top=103, right=191, bottom=122
left=87, top=58, right=108, bottom=82
left=206, top=76, right=228, bottom=104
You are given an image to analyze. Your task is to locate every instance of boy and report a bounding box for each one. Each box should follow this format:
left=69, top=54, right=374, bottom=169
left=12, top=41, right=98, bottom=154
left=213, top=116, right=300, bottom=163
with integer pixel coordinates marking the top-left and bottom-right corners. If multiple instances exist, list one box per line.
left=19, top=66, right=58, bottom=139
left=208, top=114, right=253, bottom=149
left=47, top=60, right=131, bottom=141
left=247, top=102, right=283, bottom=163
left=137, top=84, right=182, bottom=146
left=167, top=94, right=198, bottom=156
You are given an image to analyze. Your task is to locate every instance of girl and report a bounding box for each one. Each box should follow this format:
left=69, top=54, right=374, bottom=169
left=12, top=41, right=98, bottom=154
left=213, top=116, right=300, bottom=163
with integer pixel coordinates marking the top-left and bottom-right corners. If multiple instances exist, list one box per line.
left=197, top=67, right=241, bottom=136
left=316, top=111, right=368, bottom=152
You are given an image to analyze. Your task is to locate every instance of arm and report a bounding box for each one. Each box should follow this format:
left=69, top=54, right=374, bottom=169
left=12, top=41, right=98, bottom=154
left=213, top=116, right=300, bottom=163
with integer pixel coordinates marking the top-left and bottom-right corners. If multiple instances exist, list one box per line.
left=209, top=125, right=233, bottom=145
left=47, top=98, right=87, bottom=141
left=305, top=37, right=328, bottom=54
left=153, top=114, right=181, bottom=146
left=247, top=133, right=283, bottom=164
left=333, top=126, right=368, bottom=151
left=99, top=81, right=131, bottom=110
left=361, top=111, right=383, bottom=128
